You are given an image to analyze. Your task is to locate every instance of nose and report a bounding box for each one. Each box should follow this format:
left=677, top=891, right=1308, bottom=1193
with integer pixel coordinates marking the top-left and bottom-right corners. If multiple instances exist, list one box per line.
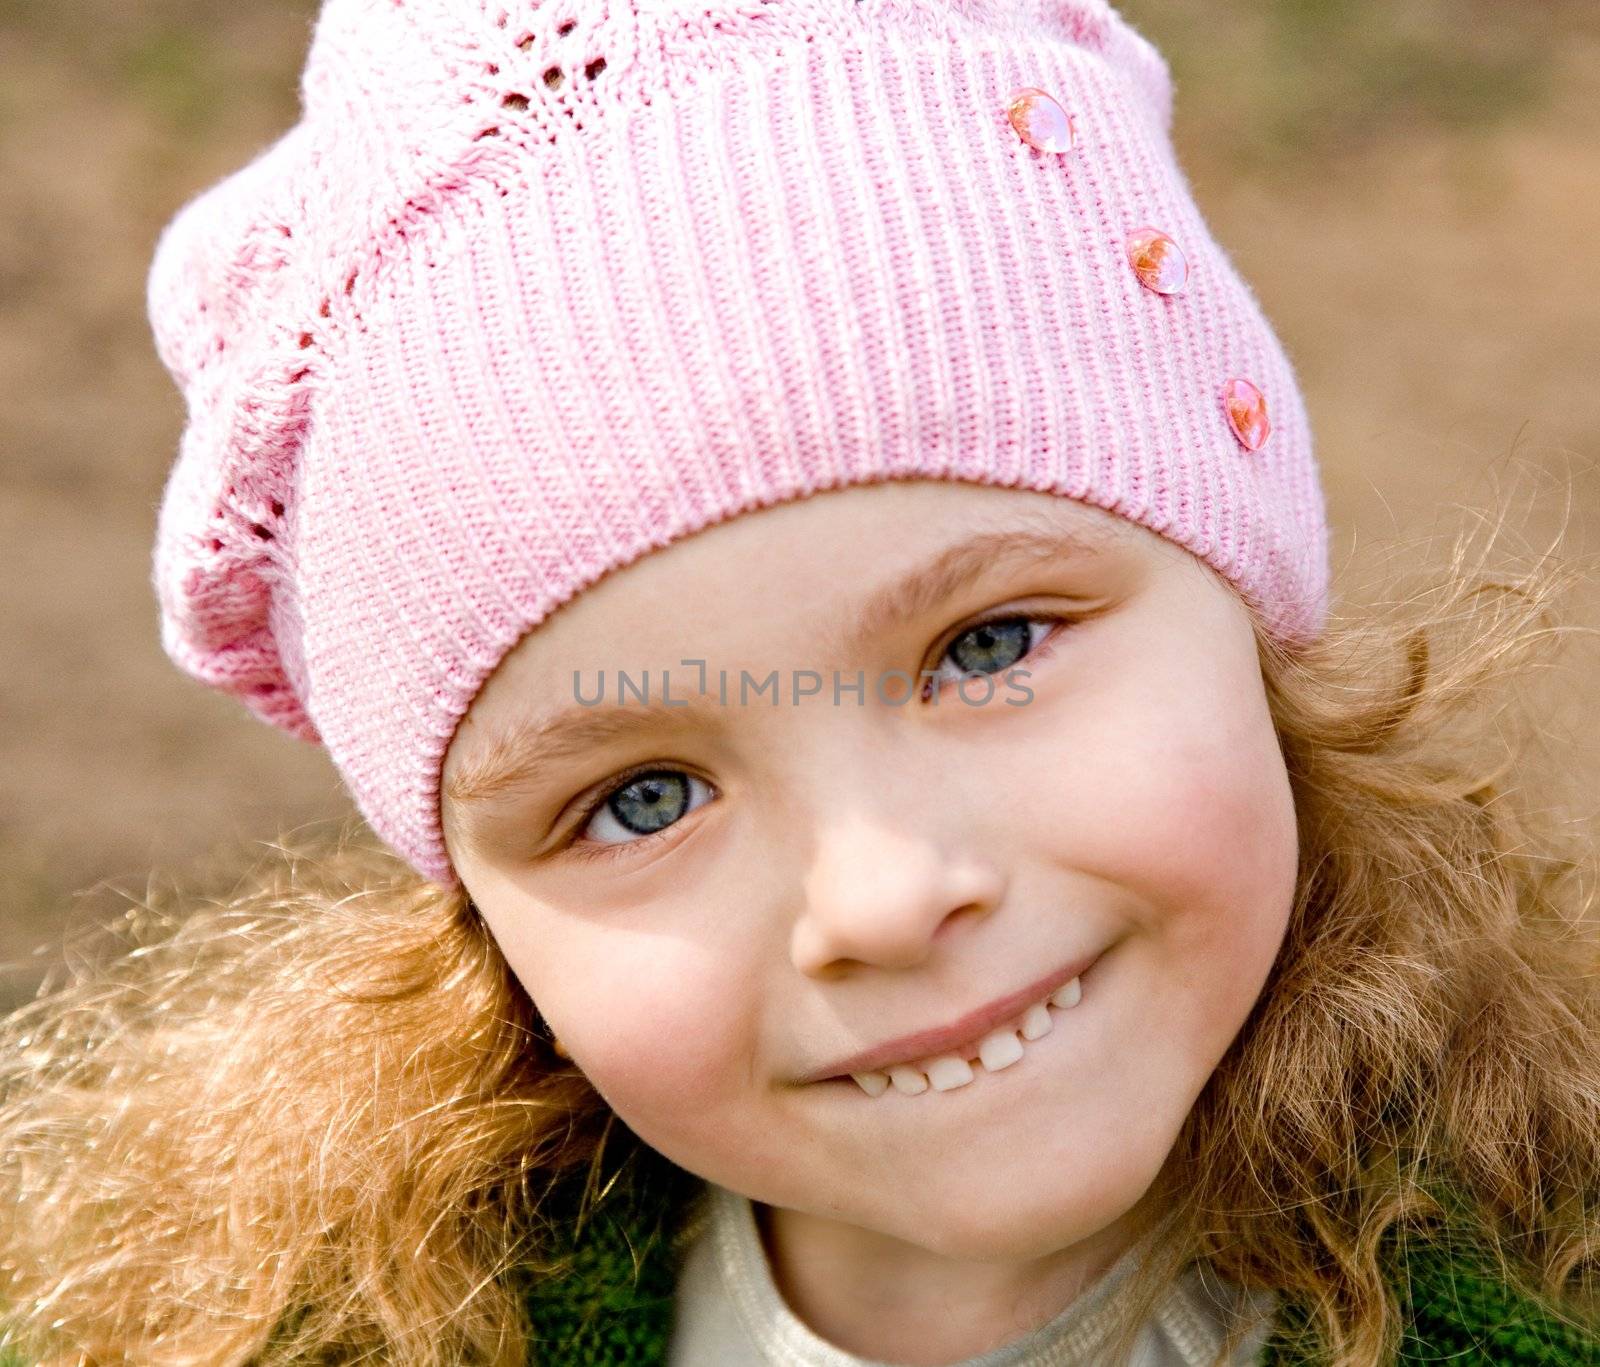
left=792, top=811, right=1007, bottom=975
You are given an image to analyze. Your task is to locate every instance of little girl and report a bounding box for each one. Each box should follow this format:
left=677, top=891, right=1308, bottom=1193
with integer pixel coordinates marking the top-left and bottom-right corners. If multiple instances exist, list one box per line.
left=1, top=0, right=1596, bottom=1363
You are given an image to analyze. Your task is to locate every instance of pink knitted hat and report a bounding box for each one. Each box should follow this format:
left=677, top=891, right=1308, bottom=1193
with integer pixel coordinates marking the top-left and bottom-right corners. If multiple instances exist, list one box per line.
left=147, top=0, right=1329, bottom=890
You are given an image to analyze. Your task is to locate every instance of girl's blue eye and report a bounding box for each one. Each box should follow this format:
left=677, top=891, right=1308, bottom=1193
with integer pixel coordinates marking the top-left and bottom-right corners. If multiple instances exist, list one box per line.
left=922, top=613, right=1060, bottom=697
left=563, top=611, right=1066, bottom=862
left=570, top=771, right=715, bottom=861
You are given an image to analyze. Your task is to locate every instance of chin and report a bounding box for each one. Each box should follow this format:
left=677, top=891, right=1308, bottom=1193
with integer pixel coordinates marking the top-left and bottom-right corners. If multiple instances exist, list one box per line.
left=867, top=1183, right=1144, bottom=1264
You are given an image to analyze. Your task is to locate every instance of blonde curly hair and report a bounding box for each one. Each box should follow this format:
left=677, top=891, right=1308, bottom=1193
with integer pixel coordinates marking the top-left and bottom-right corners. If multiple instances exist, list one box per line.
left=0, top=505, right=1596, bottom=1366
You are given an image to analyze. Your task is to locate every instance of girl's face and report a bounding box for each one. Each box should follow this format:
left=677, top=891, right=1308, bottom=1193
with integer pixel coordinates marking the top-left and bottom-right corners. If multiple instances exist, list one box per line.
left=443, top=481, right=1299, bottom=1270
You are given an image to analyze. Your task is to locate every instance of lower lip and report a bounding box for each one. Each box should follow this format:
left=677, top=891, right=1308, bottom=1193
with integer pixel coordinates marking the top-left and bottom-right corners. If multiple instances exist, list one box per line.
left=808, top=950, right=1109, bottom=1101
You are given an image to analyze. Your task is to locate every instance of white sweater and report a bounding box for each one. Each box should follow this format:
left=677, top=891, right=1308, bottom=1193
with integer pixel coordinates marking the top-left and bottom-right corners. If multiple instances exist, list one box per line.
left=667, top=1184, right=1279, bottom=1367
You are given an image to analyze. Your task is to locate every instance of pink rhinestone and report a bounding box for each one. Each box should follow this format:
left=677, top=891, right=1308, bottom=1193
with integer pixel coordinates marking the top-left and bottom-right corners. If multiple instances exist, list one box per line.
left=1006, top=87, right=1076, bottom=154
left=1126, top=227, right=1188, bottom=294
left=1221, top=378, right=1270, bottom=452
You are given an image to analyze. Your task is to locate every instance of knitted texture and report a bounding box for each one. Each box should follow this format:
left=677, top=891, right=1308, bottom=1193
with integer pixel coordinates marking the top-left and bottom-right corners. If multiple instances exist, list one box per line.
left=518, top=1148, right=1600, bottom=1367
left=147, top=0, right=1330, bottom=888
left=518, top=1156, right=706, bottom=1364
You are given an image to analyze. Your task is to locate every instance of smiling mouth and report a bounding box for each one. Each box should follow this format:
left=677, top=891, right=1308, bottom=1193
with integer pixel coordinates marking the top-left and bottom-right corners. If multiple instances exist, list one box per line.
left=838, top=972, right=1087, bottom=1097
left=803, top=950, right=1105, bottom=1095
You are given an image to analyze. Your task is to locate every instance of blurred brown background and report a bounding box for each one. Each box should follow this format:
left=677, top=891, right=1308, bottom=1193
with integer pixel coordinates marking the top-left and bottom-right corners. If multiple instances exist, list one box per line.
left=2, top=0, right=1597, bottom=1012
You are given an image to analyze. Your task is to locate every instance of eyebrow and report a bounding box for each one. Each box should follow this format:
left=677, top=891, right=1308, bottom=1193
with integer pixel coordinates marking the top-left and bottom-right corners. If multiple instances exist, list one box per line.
left=444, top=520, right=1116, bottom=820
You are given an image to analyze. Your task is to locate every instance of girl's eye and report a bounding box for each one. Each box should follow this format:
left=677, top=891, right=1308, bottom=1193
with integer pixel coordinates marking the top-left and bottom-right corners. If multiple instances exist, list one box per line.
left=922, top=613, right=1064, bottom=698
left=562, top=612, right=1065, bottom=863
left=567, top=770, right=714, bottom=862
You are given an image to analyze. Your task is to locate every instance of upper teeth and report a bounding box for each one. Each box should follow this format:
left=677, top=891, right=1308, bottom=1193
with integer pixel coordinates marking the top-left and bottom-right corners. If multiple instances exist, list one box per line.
left=849, top=976, right=1083, bottom=1098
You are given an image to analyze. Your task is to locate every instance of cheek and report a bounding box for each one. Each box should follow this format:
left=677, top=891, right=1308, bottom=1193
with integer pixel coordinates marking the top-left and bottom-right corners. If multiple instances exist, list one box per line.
left=502, top=922, right=758, bottom=1136
left=1011, top=670, right=1299, bottom=952
left=1127, top=723, right=1300, bottom=1013
left=1141, top=723, right=1297, bottom=924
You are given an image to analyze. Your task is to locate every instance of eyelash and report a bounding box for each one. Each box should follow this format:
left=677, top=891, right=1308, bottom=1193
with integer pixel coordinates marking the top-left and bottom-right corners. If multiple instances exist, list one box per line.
left=558, top=609, right=1076, bottom=865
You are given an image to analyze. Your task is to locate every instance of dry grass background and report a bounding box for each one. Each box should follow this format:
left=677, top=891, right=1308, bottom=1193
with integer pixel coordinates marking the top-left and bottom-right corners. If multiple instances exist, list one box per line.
left=1, top=0, right=1597, bottom=1011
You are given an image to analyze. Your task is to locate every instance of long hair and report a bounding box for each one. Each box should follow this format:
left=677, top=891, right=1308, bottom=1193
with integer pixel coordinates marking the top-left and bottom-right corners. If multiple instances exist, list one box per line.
left=0, top=503, right=1596, bottom=1366
left=1097, top=498, right=1600, bottom=1365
